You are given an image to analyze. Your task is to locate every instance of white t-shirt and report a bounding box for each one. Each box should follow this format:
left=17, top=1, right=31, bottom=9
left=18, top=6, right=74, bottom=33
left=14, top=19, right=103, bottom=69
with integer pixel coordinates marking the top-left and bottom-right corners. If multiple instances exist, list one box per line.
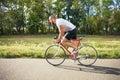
left=56, top=18, right=76, bottom=32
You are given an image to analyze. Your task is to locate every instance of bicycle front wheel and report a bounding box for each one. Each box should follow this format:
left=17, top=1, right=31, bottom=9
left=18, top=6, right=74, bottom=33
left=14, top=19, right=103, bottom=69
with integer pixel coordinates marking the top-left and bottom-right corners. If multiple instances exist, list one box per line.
left=45, top=44, right=66, bottom=66
left=78, top=45, right=98, bottom=66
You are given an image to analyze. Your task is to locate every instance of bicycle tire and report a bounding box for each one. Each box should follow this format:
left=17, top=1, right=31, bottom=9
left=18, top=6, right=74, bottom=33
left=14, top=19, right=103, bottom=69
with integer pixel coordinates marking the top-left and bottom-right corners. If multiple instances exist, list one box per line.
left=78, top=45, right=98, bottom=66
left=45, top=44, right=66, bottom=66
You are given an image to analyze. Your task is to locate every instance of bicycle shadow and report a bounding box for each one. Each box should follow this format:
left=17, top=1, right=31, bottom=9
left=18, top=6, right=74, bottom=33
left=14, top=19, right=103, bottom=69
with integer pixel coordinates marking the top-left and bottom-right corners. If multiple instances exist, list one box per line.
left=56, top=64, right=120, bottom=75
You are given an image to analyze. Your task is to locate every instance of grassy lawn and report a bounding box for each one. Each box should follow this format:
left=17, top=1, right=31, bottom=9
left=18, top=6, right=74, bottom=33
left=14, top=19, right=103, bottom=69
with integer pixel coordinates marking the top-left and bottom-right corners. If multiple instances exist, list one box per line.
left=0, top=35, right=120, bottom=58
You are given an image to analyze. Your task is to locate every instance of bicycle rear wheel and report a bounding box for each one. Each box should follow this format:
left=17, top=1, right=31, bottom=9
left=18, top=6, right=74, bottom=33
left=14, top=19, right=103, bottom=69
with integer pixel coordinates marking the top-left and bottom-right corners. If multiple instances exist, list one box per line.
left=78, top=45, right=98, bottom=66
left=45, top=44, right=66, bottom=66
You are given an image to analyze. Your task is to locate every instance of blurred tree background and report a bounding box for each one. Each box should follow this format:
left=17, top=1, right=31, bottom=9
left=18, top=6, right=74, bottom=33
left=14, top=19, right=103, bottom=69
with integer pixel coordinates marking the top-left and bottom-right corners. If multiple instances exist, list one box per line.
left=0, top=0, right=120, bottom=35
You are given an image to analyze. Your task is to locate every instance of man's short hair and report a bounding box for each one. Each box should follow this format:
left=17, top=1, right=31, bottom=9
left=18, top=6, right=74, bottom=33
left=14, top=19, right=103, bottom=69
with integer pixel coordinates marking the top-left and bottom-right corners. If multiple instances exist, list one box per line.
left=49, top=15, right=56, bottom=19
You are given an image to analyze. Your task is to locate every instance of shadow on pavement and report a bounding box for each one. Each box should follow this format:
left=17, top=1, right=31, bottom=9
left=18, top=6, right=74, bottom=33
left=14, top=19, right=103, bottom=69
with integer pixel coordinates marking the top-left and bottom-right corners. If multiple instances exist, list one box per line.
left=56, top=65, right=120, bottom=75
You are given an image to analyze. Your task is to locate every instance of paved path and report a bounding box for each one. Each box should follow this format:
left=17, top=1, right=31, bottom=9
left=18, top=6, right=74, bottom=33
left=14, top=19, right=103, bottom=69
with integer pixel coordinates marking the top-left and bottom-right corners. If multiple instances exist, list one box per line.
left=0, top=59, right=120, bottom=80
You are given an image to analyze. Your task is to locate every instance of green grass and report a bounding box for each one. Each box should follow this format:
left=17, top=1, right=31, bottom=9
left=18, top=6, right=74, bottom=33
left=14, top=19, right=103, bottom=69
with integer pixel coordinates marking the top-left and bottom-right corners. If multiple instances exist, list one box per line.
left=0, top=35, right=120, bottom=58
left=84, top=36, right=120, bottom=58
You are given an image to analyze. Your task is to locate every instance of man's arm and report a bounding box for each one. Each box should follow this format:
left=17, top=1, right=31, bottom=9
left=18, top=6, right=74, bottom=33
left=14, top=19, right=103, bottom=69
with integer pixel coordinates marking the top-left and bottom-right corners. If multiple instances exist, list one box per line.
left=55, top=25, right=65, bottom=42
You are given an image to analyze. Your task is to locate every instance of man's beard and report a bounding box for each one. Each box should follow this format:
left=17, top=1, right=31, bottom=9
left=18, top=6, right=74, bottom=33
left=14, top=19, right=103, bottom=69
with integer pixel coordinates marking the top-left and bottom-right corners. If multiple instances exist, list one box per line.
left=51, top=22, right=55, bottom=25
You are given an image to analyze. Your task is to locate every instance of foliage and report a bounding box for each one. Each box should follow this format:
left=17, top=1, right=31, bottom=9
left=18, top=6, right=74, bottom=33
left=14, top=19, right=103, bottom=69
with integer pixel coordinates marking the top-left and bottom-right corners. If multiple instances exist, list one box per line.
left=109, top=10, right=120, bottom=34
left=0, top=0, right=120, bottom=35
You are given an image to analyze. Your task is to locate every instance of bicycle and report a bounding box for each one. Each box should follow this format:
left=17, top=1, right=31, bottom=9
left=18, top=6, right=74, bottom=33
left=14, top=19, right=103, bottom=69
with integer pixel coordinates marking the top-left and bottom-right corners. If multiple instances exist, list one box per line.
left=45, top=35, right=98, bottom=66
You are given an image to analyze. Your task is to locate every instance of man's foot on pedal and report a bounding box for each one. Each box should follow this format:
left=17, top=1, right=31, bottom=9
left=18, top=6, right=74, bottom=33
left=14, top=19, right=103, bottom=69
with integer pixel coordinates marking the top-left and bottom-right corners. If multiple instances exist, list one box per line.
left=71, top=49, right=80, bottom=60
left=74, top=56, right=80, bottom=60
left=72, top=48, right=79, bottom=54
left=71, top=54, right=80, bottom=60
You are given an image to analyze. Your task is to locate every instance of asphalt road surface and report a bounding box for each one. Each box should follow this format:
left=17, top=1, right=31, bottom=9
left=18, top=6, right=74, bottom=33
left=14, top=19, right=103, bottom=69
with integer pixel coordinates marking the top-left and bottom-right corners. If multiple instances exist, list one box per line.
left=0, top=59, right=120, bottom=80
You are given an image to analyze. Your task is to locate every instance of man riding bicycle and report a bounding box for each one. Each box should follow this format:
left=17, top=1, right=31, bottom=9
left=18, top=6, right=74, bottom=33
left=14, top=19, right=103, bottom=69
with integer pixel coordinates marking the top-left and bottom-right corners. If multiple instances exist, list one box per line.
left=49, top=15, right=79, bottom=59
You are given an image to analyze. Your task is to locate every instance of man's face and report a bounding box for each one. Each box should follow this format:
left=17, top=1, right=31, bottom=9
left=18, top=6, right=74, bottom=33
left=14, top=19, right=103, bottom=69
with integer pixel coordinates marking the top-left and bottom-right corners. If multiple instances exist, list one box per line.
left=49, top=18, right=53, bottom=24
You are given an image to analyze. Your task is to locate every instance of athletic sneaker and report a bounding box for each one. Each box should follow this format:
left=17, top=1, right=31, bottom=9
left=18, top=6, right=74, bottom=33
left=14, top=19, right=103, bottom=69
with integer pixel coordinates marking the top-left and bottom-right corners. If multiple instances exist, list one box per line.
left=71, top=53, right=80, bottom=60
left=72, top=49, right=79, bottom=54
left=71, top=49, right=80, bottom=59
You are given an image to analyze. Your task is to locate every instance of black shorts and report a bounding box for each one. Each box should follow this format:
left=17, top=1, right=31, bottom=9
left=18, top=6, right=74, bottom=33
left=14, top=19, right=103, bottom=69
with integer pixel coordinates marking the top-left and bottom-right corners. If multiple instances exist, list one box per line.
left=64, top=28, right=77, bottom=40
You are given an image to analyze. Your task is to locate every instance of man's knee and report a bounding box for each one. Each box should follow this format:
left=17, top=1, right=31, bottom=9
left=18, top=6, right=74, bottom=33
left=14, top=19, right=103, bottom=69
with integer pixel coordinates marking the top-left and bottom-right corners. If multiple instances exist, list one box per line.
left=61, top=39, right=65, bottom=45
left=61, top=38, right=68, bottom=45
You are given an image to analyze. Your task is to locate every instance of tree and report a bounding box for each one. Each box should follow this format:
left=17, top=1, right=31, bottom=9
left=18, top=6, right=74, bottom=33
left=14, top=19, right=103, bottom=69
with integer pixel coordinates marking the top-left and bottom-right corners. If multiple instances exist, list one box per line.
left=0, top=0, right=120, bottom=35
left=27, top=0, right=46, bottom=34
left=0, top=0, right=8, bottom=35
left=109, top=10, right=120, bottom=34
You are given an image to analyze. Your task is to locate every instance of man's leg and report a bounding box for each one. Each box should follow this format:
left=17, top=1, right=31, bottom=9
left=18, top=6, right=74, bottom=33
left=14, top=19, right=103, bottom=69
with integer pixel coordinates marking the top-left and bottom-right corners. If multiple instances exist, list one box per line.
left=71, top=39, right=80, bottom=49
left=61, top=37, right=77, bottom=50
left=61, top=38, right=80, bottom=59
